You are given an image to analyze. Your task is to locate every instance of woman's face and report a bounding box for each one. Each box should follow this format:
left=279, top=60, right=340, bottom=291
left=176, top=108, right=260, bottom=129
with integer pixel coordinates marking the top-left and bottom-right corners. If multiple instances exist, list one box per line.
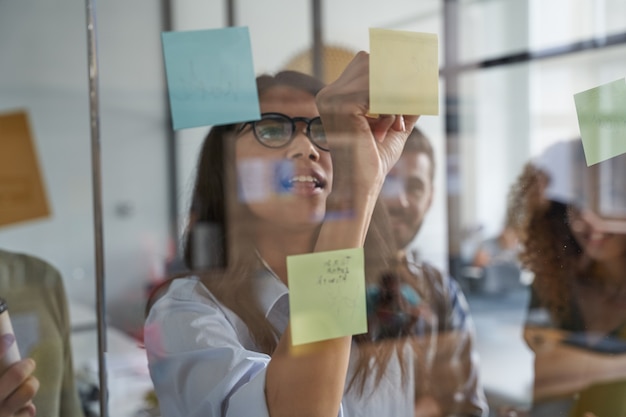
left=567, top=206, right=626, bottom=262
left=235, top=85, right=333, bottom=231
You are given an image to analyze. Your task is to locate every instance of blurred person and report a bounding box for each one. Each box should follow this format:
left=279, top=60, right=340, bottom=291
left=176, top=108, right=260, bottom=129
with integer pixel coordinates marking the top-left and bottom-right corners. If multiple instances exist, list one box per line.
left=508, top=140, right=626, bottom=417
left=381, top=128, right=487, bottom=417
left=384, top=127, right=435, bottom=253
left=471, top=211, right=522, bottom=295
left=0, top=249, right=84, bottom=417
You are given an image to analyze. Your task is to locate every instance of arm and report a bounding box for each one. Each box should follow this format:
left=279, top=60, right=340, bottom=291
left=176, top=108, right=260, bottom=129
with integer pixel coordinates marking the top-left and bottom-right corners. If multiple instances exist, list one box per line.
left=265, top=52, right=419, bottom=417
left=145, top=284, right=277, bottom=417
left=525, top=326, right=626, bottom=401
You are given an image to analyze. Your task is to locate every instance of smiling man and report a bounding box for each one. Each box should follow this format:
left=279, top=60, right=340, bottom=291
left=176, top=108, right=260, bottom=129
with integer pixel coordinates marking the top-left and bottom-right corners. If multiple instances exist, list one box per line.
left=384, top=127, right=435, bottom=251
left=382, top=127, right=488, bottom=417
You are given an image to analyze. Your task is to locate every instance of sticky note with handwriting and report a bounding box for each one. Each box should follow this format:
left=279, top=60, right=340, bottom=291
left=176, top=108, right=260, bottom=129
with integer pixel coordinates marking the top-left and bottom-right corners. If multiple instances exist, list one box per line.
left=574, top=78, right=626, bottom=166
left=369, top=28, right=439, bottom=116
left=161, top=27, right=260, bottom=130
left=287, top=248, right=367, bottom=345
left=0, top=110, right=50, bottom=227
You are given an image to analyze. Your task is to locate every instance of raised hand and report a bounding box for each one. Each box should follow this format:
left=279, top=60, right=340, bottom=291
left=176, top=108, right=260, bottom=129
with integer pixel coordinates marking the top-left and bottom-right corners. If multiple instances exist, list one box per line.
left=316, top=51, right=420, bottom=193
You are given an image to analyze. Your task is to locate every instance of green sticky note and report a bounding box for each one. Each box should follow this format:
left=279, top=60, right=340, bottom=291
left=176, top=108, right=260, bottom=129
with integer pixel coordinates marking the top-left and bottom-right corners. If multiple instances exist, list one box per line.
left=574, top=78, right=626, bottom=166
left=287, top=248, right=367, bottom=345
left=369, top=28, right=439, bottom=116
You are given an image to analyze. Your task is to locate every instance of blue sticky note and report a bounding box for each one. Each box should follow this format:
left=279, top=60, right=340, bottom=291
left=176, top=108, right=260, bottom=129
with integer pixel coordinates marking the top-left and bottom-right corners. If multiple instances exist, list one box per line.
left=161, top=27, right=261, bottom=130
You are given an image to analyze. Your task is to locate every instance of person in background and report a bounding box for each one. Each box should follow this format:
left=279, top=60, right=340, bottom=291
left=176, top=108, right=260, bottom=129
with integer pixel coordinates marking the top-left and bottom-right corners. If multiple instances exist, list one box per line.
left=0, top=249, right=84, bottom=417
left=508, top=140, right=626, bottom=417
left=381, top=127, right=488, bottom=417
left=471, top=210, right=522, bottom=295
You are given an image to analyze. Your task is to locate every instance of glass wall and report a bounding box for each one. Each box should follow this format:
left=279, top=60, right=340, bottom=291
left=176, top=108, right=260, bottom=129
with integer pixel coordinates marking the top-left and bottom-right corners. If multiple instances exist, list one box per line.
left=1, top=0, right=626, bottom=416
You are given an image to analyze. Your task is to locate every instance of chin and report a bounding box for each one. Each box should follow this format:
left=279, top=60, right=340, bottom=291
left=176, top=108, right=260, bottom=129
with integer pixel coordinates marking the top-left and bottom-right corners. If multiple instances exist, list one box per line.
left=309, top=210, right=326, bottom=225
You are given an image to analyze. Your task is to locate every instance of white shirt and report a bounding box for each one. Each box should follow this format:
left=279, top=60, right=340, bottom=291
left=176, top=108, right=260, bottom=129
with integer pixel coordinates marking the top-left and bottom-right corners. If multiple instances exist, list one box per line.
left=144, top=269, right=415, bottom=417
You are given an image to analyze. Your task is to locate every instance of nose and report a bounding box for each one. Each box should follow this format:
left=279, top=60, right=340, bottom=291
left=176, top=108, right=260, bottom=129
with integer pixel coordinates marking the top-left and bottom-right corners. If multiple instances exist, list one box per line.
left=286, top=128, right=320, bottom=161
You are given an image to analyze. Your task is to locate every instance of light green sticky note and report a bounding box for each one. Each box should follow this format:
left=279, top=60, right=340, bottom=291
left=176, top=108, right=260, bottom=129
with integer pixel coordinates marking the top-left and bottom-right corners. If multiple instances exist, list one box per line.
left=369, top=28, right=439, bottom=116
left=287, top=248, right=367, bottom=345
left=574, top=78, right=626, bottom=166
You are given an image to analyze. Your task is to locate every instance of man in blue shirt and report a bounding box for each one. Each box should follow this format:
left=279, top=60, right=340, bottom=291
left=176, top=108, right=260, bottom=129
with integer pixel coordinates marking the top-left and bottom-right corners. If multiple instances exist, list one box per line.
left=383, top=127, right=488, bottom=417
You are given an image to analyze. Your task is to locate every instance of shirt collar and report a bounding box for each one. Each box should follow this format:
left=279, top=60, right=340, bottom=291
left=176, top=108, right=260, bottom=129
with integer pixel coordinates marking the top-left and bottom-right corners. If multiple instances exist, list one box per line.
left=253, top=261, right=289, bottom=318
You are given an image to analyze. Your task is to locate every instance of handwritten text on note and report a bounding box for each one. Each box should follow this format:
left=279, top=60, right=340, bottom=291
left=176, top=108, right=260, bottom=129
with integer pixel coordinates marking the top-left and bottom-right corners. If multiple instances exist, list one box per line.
left=287, top=248, right=367, bottom=345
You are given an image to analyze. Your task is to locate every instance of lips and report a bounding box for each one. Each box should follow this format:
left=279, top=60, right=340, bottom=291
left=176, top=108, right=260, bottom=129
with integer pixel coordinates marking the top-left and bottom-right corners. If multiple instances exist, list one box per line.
left=276, top=163, right=327, bottom=195
left=290, top=175, right=322, bottom=187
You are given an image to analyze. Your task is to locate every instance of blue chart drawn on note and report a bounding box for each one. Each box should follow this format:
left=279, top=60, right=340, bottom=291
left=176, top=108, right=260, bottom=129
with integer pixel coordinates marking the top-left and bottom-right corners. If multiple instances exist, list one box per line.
left=161, top=27, right=261, bottom=130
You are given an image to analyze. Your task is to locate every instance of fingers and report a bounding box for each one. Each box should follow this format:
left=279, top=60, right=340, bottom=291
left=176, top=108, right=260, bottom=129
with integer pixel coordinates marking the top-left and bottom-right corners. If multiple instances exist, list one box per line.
left=0, top=359, right=39, bottom=417
left=0, top=359, right=36, bottom=401
left=368, top=114, right=416, bottom=143
left=316, top=52, right=371, bottom=123
left=0, top=377, right=39, bottom=417
left=12, top=402, right=36, bottom=417
left=332, top=51, right=370, bottom=92
left=390, top=115, right=406, bottom=133
left=368, top=115, right=397, bottom=142
left=318, top=50, right=422, bottom=137
left=403, top=115, right=420, bottom=130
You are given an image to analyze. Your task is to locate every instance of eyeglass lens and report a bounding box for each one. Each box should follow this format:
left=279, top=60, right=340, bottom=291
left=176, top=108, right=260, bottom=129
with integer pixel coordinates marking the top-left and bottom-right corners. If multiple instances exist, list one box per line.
left=254, top=114, right=328, bottom=150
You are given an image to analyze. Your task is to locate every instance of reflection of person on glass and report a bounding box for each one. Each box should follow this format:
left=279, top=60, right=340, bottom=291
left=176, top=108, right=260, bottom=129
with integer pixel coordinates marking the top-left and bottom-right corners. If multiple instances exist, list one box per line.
left=145, top=52, right=430, bottom=416
left=509, top=140, right=626, bottom=417
left=0, top=249, right=84, bottom=417
left=379, top=128, right=487, bottom=417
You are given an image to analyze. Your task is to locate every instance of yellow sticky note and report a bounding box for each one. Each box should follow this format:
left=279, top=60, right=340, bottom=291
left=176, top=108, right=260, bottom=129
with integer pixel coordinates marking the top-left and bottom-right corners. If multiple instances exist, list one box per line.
left=0, top=110, right=51, bottom=227
left=574, top=78, right=626, bottom=166
left=287, top=248, right=367, bottom=345
left=369, top=28, right=439, bottom=116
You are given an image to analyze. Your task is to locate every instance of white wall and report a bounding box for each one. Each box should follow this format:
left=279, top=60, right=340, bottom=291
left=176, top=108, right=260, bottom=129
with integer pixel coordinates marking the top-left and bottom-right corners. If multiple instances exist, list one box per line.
left=457, top=1, right=531, bottom=244
left=0, top=0, right=169, bottom=334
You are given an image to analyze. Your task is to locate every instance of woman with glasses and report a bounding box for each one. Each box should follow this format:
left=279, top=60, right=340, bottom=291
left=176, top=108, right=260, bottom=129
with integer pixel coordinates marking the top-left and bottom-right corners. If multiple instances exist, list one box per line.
left=144, top=52, right=432, bottom=417
left=508, top=140, right=626, bottom=417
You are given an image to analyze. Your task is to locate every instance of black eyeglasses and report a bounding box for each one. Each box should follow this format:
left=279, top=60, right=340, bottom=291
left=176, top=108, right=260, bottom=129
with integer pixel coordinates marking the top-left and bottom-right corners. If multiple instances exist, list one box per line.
left=237, top=112, right=329, bottom=151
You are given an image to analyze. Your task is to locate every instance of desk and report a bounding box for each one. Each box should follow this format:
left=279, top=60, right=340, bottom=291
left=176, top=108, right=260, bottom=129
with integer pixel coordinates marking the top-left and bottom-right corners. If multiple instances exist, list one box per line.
left=68, top=301, right=155, bottom=417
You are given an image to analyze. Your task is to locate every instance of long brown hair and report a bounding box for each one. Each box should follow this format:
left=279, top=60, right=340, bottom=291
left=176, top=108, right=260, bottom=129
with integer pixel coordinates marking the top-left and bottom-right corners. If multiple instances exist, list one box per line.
left=508, top=163, right=583, bottom=323
left=151, top=70, right=423, bottom=394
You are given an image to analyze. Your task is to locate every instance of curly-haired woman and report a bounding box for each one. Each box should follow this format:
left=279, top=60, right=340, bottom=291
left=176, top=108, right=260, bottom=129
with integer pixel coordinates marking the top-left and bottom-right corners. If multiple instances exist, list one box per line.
left=509, top=140, right=626, bottom=417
